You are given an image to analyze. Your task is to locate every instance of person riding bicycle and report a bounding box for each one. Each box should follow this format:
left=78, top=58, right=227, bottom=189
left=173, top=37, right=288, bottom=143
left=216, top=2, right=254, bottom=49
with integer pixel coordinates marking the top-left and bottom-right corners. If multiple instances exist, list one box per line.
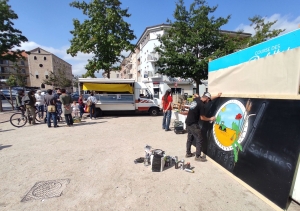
left=16, top=90, right=25, bottom=116
left=22, top=90, right=37, bottom=125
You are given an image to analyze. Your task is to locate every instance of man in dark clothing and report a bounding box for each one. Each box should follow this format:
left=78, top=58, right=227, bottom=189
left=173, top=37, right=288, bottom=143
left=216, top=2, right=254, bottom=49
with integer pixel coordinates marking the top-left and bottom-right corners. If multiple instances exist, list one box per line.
left=185, top=92, right=222, bottom=161
left=22, top=90, right=36, bottom=125
left=54, top=88, right=62, bottom=120
left=16, top=90, right=25, bottom=115
left=44, top=89, right=59, bottom=128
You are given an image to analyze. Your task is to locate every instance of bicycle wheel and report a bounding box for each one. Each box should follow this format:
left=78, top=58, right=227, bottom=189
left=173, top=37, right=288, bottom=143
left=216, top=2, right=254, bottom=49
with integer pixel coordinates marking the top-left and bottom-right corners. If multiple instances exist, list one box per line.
left=35, top=110, right=44, bottom=122
left=10, top=113, right=27, bottom=127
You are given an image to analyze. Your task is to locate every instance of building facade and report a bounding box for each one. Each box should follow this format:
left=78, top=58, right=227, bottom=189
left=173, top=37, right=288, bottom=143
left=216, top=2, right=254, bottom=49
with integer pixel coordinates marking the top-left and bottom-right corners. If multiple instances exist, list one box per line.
left=28, top=47, right=73, bottom=90
left=0, top=52, right=30, bottom=88
left=1, top=48, right=73, bottom=91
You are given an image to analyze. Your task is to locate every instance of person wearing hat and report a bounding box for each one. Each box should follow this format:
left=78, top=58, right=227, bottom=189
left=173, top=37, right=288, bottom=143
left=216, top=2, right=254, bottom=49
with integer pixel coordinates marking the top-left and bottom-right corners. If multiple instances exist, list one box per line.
left=185, top=92, right=222, bottom=161
left=35, top=90, right=45, bottom=119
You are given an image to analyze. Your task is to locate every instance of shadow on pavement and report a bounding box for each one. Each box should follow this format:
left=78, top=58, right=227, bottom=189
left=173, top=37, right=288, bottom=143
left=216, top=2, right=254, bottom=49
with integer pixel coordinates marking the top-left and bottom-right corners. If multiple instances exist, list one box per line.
left=0, top=129, right=15, bottom=132
left=0, top=144, right=12, bottom=150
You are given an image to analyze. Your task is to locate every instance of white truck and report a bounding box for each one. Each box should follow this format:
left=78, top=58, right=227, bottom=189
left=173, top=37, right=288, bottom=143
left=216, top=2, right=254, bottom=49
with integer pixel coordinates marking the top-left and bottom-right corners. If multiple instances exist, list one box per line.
left=78, top=78, right=163, bottom=116
left=143, top=81, right=171, bottom=109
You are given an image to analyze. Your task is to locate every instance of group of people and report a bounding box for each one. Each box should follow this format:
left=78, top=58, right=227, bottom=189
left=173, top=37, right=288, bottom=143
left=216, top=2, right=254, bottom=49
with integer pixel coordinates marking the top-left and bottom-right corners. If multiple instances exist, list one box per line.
left=161, top=89, right=222, bottom=162
left=15, top=88, right=98, bottom=128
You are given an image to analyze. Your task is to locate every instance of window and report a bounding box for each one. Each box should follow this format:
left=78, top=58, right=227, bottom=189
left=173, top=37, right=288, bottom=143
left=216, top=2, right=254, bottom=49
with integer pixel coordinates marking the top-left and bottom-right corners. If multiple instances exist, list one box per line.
left=116, top=74, right=119, bottom=78
left=44, top=57, right=46, bottom=60
left=39, top=64, right=43, bottom=67
left=34, top=56, right=37, bottom=60
left=45, top=75, right=49, bottom=79
left=21, top=69, right=25, bottom=74
left=20, top=60, right=25, bottom=65
left=36, top=75, right=39, bottom=79
left=41, top=83, right=45, bottom=88
left=38, top=49, right=40, bottom=53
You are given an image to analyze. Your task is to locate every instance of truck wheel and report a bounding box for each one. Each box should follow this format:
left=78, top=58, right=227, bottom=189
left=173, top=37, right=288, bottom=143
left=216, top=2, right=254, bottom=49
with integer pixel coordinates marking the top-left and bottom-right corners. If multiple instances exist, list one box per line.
left=149, top=108, right=159, bottom=116
left=95, top=108, right=103, bottom=117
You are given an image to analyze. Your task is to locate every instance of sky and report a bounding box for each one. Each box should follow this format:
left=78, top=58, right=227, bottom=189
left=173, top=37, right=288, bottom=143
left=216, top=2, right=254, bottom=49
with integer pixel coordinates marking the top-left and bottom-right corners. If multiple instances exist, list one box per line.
left=8, top=0, right=300, bottom=77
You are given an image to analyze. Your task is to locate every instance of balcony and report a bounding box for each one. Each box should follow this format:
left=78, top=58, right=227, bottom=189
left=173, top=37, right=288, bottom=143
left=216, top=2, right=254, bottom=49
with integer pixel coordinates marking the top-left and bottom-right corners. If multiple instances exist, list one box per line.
left=147, top=71, right=162, bottom=78
left=147, top=53, right=159, bottom=62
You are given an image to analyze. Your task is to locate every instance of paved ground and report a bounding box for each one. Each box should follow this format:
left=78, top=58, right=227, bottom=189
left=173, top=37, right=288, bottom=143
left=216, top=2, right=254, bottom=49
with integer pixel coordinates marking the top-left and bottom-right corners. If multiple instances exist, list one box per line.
left=0, top=110, right=299, bottom=211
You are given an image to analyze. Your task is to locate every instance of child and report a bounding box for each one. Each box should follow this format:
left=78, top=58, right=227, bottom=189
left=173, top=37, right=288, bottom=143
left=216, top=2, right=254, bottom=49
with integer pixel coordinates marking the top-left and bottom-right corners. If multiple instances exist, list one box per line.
left=71, top=101, right=79, bottom=117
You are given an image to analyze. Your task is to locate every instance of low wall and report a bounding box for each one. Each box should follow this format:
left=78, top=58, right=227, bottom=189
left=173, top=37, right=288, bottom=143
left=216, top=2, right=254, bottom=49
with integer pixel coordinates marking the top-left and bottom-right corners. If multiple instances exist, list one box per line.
left=201, top=97, right=300, bottom=209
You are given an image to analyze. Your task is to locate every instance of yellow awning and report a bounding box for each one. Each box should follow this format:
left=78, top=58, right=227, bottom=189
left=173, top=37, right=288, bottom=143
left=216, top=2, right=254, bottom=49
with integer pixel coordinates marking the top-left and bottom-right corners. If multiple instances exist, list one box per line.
left=83, top=83, right=133, bottom=94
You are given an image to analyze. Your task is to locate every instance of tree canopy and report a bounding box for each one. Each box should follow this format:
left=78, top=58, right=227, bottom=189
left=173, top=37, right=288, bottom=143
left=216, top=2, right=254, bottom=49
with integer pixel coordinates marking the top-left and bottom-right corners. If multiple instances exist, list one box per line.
left=247, top=15, right=285, bottom=47
left=155, top=0, right=239, bottom=88
left=0, top=0, right=28, bottom=62
left=67, top=0, right=136, bottom=78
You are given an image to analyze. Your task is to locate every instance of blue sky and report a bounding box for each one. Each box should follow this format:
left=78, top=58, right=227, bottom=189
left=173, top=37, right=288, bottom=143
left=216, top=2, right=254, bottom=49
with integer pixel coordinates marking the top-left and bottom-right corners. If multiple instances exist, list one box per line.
left=8, top=0, right=300, bottom=76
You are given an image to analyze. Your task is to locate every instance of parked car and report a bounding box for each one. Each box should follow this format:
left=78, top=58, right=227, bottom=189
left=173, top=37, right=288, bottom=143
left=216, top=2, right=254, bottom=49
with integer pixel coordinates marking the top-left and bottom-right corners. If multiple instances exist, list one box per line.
left=71, top=93, right=80, bottom=101
left=0, top=89, right=17, bottom=100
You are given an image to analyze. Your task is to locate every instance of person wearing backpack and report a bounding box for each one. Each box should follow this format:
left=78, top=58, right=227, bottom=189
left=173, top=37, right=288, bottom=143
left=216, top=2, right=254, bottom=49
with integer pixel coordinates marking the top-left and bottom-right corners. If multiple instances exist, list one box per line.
left=22, top=90, right=37, bottom=125
left=87, top=92, right=97, bottom=120
left=60, top=89, right=73, bottom=126
left=44, top=89, right=59, bottom=128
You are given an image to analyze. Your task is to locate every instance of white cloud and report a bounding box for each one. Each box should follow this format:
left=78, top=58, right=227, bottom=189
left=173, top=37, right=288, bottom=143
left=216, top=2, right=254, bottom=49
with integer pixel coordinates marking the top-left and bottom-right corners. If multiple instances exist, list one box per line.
left=235, top=14, right=300, bottom=35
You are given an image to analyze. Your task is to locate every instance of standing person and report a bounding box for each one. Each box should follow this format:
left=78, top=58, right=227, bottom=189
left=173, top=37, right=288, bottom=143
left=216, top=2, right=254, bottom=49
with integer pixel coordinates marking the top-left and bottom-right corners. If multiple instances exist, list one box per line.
left=60, top=89, right=73, bottom=126
left=71, top=101, right=79, bottom=117
left=16, top=90, right=25, bottom=116
left=78, top=94, right=85, bottom=118
left=87, top=93, right=97, bottom=120
left=162, top=89, right=172, bottom=131
left=22, top=90, right=37, bottom=125
left=54, top=88, right=62, bottom=121
left=185, top=92, right=222, bottom=161
left=35, top=90, right=45, bottom=119
left=44, top=89, right=59, bottom=128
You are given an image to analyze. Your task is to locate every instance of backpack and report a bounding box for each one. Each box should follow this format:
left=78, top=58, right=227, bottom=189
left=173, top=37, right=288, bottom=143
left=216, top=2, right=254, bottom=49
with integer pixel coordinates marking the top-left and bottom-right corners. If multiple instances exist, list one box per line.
left=23, top=95, right=31, bottom=105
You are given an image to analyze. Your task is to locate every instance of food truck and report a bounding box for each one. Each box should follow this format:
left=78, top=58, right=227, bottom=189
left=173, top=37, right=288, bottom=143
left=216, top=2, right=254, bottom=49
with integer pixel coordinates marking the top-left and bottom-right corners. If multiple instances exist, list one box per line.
left=78, top=78, right=161, bottom=116
left=205, top=29, right=300, bottom=210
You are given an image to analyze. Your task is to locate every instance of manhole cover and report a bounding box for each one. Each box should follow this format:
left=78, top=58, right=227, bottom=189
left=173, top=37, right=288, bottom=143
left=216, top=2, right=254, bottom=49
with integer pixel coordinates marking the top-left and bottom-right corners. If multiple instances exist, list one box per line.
left=21, top=179, right=70, bottom=202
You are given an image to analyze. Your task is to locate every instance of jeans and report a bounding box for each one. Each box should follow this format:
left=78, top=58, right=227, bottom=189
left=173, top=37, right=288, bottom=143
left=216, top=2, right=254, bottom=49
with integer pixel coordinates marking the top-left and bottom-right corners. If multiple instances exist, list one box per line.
left=47, top=111, right=57, bottom=127
left=79, top=104, right=84, bottom=118
left=36, top=104, right=44, bottom=118
left=186, top=123, right=203, bottom=157
left=26, top=106, right=36, bottom=124
left=90, top=104, right=96, bottom=119
left=56, top=104, right=62, bottom=118
left=65, top=114, right=74, bottom=126
left=162, top=110, right=172, bottom=130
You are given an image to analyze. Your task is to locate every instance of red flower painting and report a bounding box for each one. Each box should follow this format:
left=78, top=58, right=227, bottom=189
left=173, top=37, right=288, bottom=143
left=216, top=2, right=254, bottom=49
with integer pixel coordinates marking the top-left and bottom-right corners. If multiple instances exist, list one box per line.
left=235, top=113, right=242, bottom=120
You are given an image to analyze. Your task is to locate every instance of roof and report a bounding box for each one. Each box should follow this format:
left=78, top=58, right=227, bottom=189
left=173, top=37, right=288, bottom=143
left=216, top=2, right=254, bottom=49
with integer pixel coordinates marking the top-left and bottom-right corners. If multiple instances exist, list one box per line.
left=1, top=51, right=28, bottom=58
left=78, top=78, right=135, bottom=84
left=136, top=23, right=171, bottom=46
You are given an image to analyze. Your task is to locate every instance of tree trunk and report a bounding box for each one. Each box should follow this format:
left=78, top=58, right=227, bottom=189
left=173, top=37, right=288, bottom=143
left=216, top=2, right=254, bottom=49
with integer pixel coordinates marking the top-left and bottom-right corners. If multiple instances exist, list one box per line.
left=0, top=97, right=3, bottom=112
left=195, top=80, right=200, bottom=95
left=107, top=70, right=110, bottom=79
left=9, top=87, right=14, bottom=110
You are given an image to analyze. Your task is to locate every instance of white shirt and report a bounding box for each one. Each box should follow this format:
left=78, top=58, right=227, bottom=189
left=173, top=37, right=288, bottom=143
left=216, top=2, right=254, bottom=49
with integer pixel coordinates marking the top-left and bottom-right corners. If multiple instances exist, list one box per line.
left=35, top=93, right=45, bottom=106
left=87, top=96, right=97, bottom=104
left=71, top=104, right=79, bottom=111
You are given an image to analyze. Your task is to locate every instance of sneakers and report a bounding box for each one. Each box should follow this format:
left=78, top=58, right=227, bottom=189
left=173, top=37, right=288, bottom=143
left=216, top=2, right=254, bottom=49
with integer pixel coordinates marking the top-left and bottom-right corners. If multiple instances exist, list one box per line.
left=195, top=156, right=207, bottom=162
left=185, top=153, right=195, bottom=158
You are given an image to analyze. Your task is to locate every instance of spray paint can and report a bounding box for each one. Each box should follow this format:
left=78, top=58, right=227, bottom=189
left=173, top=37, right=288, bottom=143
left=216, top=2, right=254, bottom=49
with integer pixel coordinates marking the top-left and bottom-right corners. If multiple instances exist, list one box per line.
left=185, top=168, right=194, bottom=173
left=186, top=162, right=190, bottom=169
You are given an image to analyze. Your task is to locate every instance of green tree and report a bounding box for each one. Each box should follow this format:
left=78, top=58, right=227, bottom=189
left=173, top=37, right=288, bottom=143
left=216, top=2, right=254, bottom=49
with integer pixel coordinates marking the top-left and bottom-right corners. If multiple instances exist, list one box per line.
left=155, top=0, right=239, bottom=88
left=67, top=0, right=136, bottom=78
left=43, top=68, right=72, bottom=89
left=12, top=63, right=28, bottom=87
left=0, top=0, right=29, bottom=62
left=216, top=114, right=221, bottom=124
left=247, top=15, right=285, bottom=47
left=5, top=74, right=17, bottom=109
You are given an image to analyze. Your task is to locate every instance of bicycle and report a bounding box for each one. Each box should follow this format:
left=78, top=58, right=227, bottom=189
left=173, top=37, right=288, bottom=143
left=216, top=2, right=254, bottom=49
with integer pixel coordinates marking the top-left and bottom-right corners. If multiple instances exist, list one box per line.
left=10, top=107, right=42, bottom=127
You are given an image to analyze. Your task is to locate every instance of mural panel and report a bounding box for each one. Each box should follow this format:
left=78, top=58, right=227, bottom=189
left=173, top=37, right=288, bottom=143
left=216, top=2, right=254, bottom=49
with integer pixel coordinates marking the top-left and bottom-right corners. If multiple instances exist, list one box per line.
left=202, top=97, right=300, bottom=209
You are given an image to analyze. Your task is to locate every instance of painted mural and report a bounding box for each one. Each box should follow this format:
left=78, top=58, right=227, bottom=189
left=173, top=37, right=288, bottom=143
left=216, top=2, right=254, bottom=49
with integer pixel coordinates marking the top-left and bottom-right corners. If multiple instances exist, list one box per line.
left=201, top=97, right=300, bottom=209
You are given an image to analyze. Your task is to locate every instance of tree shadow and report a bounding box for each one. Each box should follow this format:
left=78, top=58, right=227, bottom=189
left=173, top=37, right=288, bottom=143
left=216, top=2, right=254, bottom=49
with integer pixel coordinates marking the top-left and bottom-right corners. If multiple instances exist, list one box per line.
left=0, top=144, right=12, bottom=150
left=0, top=129, right=15, bottom=132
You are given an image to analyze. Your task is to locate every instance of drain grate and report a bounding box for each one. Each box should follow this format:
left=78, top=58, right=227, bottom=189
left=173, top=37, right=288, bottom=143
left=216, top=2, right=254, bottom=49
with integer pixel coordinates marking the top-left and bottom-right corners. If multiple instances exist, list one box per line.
left=21, top=179, right=70, bottom=202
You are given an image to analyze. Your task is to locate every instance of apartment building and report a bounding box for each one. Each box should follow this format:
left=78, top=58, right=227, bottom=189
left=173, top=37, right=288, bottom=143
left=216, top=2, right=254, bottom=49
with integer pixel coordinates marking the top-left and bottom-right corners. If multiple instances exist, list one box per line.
left=0, top=52, right=30, bottom=88
left=110, top=23, right=252, bottom=95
